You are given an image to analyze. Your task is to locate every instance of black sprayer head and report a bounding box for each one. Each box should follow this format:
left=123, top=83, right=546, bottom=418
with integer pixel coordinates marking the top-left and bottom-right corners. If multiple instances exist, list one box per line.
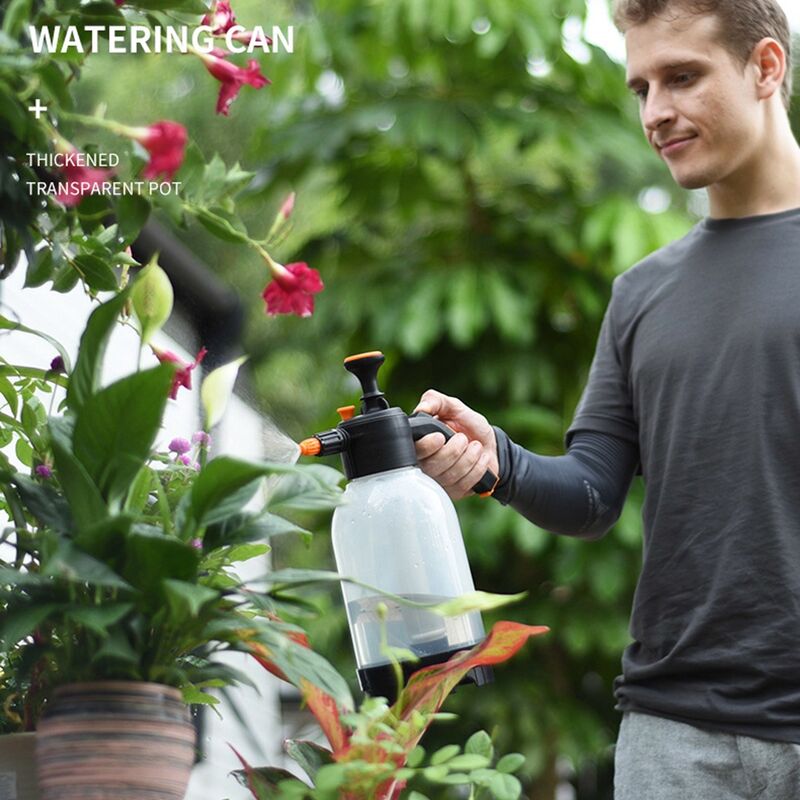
left=343, top=351, right=390, bottom=414
left=299, top=350, right=499, bottom=493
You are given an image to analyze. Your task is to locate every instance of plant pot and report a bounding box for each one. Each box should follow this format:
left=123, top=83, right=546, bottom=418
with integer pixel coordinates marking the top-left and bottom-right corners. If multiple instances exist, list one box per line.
left=36, top=682, right=195, bottom=800
left=0, top=732, right=39, bottom=800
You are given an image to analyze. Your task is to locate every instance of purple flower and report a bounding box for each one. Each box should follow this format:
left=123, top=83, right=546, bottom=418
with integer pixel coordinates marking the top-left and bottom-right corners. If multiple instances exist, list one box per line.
left=177, top=454, right=201, bottom=470
left=190, top=538, right=203, bottom=550
left=169, top=437, right=192, bottom=455
left=192, top=431, right=212, bottom=448
left=35, top=464, right=53, bottom=479
left=50, top=356, right=65, bottom=373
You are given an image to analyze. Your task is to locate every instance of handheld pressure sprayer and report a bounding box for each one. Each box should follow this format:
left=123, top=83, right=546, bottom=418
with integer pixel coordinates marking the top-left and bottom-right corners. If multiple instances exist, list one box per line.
left=298, top=351, right=498, bottom=700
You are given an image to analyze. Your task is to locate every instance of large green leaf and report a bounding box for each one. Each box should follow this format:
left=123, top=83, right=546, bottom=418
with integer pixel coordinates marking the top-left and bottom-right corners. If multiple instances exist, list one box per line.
left=72, top=365, right=174, bottom=508
left=0, top=602, right=60, bottom=647
left=122, top=528, right=198, bottom=602
left=11, top=473, right=72, bottom=533
left=42, top=541, right=131, bottom=589
left=49, top=417, right=107, bottom=529
left=188, top=457, right=298, bottom=532
left=66, top=286, right=131, bottom=413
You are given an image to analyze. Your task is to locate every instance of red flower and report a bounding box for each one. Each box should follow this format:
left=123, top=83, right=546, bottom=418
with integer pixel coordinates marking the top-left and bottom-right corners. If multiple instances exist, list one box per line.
left=55, top=151, right=114, bottom=207
left=262, top=262, right=323, bottom=318
left=151, top=346, right=207, bottom=399
left=198, top=48, right=270, bottom=116
left=201, top=0, right=236, bottom=33
left=132, top=121, right=187, bottom=181
left=200, top=1, right=270, bottom=46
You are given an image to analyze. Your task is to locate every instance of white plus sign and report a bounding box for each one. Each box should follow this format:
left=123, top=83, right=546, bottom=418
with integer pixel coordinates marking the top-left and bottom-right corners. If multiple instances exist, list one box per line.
left=28, top=99, right=48, bottom=119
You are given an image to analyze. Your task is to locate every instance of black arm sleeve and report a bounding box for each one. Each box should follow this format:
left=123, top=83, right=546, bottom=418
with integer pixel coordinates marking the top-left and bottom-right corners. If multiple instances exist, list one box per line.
left=492, top=427, right=639, bottom=540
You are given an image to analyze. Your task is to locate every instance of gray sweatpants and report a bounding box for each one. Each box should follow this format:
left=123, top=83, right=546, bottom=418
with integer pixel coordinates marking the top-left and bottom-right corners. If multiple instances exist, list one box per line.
left=614, top=712, right=800, bottom=800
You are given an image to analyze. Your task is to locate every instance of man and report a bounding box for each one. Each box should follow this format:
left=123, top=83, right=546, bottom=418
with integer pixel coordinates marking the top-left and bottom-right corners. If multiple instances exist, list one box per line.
left=414, top=1, right=800, bottom=797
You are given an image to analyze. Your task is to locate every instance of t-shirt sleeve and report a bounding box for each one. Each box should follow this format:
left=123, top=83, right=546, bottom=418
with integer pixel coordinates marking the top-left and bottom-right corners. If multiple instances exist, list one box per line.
left=565, top=282, right=639, bottom=448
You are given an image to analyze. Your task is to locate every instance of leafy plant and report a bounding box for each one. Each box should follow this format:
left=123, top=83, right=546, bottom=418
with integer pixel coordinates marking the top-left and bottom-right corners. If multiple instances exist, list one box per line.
left=0, top=279, right=348, bottom=729
left=234, top=620, right=549, bottom=800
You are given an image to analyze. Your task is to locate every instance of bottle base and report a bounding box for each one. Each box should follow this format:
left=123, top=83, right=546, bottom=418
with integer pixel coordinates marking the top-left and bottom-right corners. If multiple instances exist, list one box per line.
left=356, top=645, right=494, bottom=703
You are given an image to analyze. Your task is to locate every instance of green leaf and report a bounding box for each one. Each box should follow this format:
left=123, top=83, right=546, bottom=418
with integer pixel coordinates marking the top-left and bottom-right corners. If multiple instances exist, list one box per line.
left=72, top=365, right=173, bottom=507
left=0, top=602, right=59, bottom=647
left=12, top=473, right=72, bottom=533
left=122, top=529, right=198, bottom=601
left=192, top=206, right=251, bottom=244
left=425, top=590, right=527, bottom=617
left=0, top=314, right=72, bottom=373
left=66, top=603, right=133, bottom=636
left=73, top=254, right=118, bottom=292
left=72, top=514, right=132, bottom=564
left=51, top=263, right=80, bottom=293
left=42, top=541, right=131, bottom=589
left=487, top=773, right=522, bottom=800
left=407, top=746, right=426, bottom=768
left=2, top=0, right=32, bottom=37
left=116, top=194, right=151, bottom=245
left=163, top=579, right=219, bottom=619
left=49, top=417, right=107, bottom=529
left=0, top=376, right=18, bottom=415
left=24, top=248, right=55, bottom=288
left=66, top=286, right=131, bottom=413
left=465, top=730, right=494, bottom=760
left=188, top=457, right=293, bottom=531
left=495, top=753, right=526, bottom=774
left=283, top=739, right=333, bottom=780
left=446, top=754, right=491, bottom=770
left=92, top=628, right=138, bottom=665
left=431, top=744, right=460, bottom=765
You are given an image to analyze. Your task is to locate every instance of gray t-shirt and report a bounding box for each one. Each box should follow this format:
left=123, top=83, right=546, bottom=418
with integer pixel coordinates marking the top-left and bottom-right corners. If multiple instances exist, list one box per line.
left=566, top=206, right=800, bottom=743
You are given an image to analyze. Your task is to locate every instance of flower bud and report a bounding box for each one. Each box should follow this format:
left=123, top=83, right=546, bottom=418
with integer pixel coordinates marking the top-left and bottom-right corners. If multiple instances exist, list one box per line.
left=201, top=356, right=247, bottom=430
left=131, top=254, right=174, bottom=344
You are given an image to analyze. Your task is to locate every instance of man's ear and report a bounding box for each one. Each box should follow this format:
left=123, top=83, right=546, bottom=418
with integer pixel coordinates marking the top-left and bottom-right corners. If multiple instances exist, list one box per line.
left=751, top=37, right=786, bottom=101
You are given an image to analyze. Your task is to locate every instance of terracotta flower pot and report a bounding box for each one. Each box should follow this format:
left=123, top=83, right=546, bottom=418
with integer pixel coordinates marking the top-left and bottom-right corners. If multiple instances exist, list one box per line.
left=36, top=682, right=195, bottom=800
left=0, top=731, right=39, bottom=800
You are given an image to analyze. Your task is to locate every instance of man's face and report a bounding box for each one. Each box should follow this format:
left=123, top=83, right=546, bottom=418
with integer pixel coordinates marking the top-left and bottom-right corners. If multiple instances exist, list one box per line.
left=625, top=11, right=762, bottom=190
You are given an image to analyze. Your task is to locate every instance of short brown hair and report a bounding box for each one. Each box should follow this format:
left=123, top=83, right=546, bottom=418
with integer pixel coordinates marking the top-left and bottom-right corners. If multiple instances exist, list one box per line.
left=612, top=0, right=793, bottom=108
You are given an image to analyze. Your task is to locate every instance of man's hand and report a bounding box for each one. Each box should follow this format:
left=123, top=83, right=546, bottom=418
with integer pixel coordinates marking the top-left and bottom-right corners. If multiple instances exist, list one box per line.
left=413, top=389, right=500, bottom=500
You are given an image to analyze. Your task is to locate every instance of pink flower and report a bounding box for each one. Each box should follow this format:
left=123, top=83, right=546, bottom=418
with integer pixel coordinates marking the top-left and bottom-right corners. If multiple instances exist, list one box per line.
left=198, top=48, right=270, bottom=116
left=151, top=346, right=208, bottom=399
left=169, top=437, right=192, bottom=455
left=192, top=431, right=212, bottom=447
left=55, top=150, right=114, bottom=207
left=131, top=121, right=187, bottom=181
left=191, top=537, right=203, bottom=549
left=35, top=465, right=53, bottom=479
left=262, top=261, right=324, bottom=318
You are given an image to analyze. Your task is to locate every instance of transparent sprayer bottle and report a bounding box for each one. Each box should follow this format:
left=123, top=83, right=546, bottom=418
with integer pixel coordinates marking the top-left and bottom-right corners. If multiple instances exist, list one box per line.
left=299, top=351, right=497, bottom=700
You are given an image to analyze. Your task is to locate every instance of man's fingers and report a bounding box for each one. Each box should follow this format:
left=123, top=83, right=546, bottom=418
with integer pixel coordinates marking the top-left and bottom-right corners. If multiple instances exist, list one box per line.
left=453, top=450, right=492, bottom=497
left=422, top=433, right=470, bottom=478
left=415, top=432, right=447, bottom=459
left=436, top=439, right=482, bottom=486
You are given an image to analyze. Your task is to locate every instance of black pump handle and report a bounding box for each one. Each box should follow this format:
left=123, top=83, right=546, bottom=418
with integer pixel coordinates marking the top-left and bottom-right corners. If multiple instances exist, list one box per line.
left=409, top=412, right=499, bottom=497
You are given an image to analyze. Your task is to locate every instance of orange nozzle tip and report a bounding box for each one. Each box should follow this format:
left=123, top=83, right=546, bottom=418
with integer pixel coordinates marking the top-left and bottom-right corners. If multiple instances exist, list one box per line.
left=343, top=350, right=383, bottom=364
left=337, top=405, right=356, bottom=421
left=298, top=437, right=322, bottom=457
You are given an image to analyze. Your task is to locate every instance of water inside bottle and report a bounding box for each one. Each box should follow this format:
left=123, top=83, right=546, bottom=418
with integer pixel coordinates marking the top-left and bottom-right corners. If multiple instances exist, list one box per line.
left=347, top=594, right=482, bottom=667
